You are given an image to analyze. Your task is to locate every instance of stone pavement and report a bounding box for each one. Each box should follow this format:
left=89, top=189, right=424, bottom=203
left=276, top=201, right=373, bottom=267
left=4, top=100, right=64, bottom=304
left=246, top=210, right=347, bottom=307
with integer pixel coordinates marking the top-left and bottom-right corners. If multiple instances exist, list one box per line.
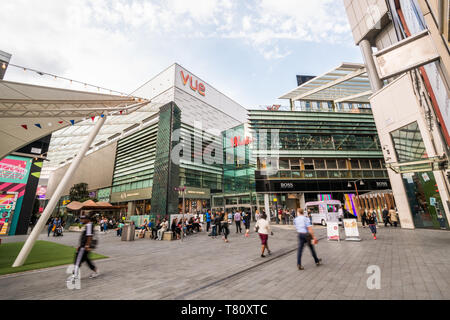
left=1, top=223, right=449, bottom=300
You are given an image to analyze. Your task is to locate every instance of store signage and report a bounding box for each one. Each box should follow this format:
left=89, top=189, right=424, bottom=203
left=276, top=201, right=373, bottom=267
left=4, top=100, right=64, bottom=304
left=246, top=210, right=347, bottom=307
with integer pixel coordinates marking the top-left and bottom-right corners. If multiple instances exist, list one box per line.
left=230, top=136, right=253, bottom=148
left=376, top=182, right=388, bottom=188
left=327, top=222, right=340, bottom=241
left=180, top=70, right=205, bottom=96
left=343, top=219, right=360, bottom=241
left=280, top=183, right=294, bottom=189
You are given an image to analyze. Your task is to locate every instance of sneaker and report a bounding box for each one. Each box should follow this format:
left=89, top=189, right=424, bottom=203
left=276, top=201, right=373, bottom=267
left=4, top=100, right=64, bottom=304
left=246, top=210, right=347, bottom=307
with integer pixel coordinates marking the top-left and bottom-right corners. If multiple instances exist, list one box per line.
left=374, top=236, right=377, bottom=240
left=261, top=254, right=266, bottom=258
left=298, top=265, right=304, bottom=270
left=89, top=272, right=99, bottom=279
left=268, top=250, right=272, bottom=256
left=316, top=259, right=322, bottom=266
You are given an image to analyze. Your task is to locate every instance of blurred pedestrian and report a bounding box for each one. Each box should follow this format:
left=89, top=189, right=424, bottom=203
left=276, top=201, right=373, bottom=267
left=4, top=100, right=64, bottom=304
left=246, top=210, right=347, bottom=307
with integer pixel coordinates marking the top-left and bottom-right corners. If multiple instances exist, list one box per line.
left=294, top=208, right=321, bottom=270
left=254, top=212, right=272, bottom=257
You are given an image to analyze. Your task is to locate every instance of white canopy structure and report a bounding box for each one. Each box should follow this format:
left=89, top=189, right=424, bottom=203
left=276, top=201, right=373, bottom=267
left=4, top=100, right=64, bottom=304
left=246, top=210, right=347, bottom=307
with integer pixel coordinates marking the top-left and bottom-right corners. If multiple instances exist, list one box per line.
left=0, top=78, right=152, bottom=268
left=279, top=63, right=373, bottom=105
left=0, top=79, right=150, bottom=161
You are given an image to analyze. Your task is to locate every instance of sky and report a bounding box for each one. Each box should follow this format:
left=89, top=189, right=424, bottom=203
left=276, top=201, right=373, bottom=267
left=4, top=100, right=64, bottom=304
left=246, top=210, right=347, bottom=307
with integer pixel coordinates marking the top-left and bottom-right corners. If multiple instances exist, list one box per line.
left=0, top=0, right=362, bottom=109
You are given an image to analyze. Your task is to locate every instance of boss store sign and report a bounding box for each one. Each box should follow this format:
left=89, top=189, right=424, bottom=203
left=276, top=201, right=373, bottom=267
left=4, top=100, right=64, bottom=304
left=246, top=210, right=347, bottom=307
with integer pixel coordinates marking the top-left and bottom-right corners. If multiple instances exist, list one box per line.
left=256, top=180, right=391, bottom=193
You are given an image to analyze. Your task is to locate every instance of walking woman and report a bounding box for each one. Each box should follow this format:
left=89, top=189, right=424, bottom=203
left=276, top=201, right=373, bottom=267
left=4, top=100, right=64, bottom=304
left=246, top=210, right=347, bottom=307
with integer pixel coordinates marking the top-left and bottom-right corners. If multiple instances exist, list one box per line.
left=221, top=212, right=230, bottom=243
left=254, top=212, right=272, bottom=257
left=367, top=210, right=377, bottom=240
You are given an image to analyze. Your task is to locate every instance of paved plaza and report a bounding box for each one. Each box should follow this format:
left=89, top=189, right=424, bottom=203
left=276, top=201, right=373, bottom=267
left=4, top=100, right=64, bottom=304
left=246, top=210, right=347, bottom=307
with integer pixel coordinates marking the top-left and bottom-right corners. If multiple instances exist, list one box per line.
left=1, top=224, right=450, bottom=300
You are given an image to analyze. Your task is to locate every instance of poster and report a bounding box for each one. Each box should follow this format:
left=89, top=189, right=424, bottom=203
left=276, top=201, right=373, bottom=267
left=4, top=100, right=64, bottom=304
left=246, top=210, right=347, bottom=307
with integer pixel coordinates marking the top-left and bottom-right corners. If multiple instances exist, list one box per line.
left=0, top=156, right=32, bottom=235
left=0, top=193, right=18, bottom=235
left=343, top=219, right=360, bottom=239
left=326, top=222, right=340, bottom=241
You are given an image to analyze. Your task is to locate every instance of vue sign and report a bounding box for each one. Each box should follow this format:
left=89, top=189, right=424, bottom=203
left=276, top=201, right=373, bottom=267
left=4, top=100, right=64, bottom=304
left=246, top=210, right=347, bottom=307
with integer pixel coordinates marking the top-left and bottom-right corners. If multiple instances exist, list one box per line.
left=180, top=70, right=205, bottom=96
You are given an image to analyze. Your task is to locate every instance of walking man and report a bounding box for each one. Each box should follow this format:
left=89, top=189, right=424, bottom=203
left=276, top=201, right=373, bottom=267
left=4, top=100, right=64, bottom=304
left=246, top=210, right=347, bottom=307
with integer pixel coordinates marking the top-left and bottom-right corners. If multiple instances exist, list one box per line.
left=294, top=208, right=321, bottom=270
left=71, top=215, right=99, bottom=281
left=234, top=210, right=242, bottom=233
left=383, top=207, right=392, bottom=227
left=206, top=209, right=212, bottom=233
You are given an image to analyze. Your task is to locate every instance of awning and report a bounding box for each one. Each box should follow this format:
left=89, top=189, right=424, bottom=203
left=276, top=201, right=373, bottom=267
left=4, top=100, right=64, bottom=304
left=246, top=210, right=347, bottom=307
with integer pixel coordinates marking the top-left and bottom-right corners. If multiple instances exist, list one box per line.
left=279, top=63, right=372, bottom=103
left=385, top=157, right=448, bottom=174
left=66, top=199, right=121, bottom=211
left=0, top=79, right=152, bottom=171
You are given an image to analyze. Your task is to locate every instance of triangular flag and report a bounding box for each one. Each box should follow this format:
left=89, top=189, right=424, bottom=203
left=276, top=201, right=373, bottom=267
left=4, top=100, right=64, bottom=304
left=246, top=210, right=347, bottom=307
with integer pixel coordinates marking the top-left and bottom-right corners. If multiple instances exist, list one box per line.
left=70, top=120, right=75, bottom=125
left=91, top=116, right=95, bottom=122
left=21, top=125, right=28, bottom=130
left=119, top=110, right=123, bottom=115
left=34, top=123, right=42, bottom=129
left=101, top=114, right=105, bottom=118
left=34, top=162, right=43, bottom=168
left=58, top=121, right=63, bottom=124
left=31, top=172, right=41, bottom=178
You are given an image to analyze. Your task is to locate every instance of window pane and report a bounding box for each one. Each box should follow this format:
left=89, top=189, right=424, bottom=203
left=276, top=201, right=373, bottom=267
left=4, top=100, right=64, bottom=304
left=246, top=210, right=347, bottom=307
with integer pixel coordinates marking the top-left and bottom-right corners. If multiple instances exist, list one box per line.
left=360, top=159, right=371, bottom=169
left=326, top=160, right=337, bottom=169
left=337, top=159, right=347, bottom=169
left=351, top=160, right=360, bottom=169
left=314, top=159, right=325, bottom=169
left=371, top=159, right=382, bottom=169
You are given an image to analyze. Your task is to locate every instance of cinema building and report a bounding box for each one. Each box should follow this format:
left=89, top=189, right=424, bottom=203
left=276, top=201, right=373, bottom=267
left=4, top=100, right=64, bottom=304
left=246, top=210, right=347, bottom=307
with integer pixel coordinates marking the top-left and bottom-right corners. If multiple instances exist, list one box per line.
left=213, top=63, right=392, bottom=221
left=45, top=63, right=247, bottom=223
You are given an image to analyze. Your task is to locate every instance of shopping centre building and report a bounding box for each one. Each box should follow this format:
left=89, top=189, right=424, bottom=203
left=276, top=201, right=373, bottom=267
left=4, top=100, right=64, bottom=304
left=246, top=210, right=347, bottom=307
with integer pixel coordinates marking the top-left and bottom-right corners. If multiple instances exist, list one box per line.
left=343, top=0, right=450, bottom=230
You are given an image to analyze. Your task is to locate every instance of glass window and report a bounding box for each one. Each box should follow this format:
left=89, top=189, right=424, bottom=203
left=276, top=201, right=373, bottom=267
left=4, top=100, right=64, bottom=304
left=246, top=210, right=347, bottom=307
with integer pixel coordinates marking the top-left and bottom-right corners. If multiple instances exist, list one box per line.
left=371, top=159, right=382, bottom=169
left=337, top=159, right=347, bottom=169
left=292, top=171, right=301, bottom=178
left=279, top=159, right=290, bottom=170
left=326, top=160, right=337, bottom=169
left=363, top=170, right=374, bottom=178
left=391, top=122, right=427, bottom=162
left=350, top=160, right=360, bottom=169
left=360, top=159, right=371, bottom=169
left=316, top=171, right=328, bottom=178
left=314, top=159, right=325, bottom=169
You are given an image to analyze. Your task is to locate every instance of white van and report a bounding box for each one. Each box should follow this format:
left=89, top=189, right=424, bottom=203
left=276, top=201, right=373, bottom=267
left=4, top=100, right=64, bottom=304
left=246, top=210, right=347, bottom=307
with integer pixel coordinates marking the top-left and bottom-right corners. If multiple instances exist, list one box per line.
left=305, top=200, right=343, bottom=226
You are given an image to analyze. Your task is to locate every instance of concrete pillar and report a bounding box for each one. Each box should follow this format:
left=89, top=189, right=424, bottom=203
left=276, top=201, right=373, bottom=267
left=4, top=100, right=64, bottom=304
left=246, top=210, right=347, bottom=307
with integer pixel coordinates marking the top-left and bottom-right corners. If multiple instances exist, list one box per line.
left=359, top=39, right=383, bottom=92
left=127, top=201, right=135, bottom=219
left=264, top=193, right=270, bottom=220
left=13, top=115, right=107, bottom=267
left=299, top=193, right=306, bottom=209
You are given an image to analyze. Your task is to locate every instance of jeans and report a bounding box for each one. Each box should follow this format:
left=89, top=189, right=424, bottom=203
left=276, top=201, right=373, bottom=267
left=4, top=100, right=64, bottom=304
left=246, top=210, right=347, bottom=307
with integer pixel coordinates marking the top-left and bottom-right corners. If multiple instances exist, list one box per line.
left=235, top=221, right=241, bottom=233
left=206, top=221, right=211, bottom=232
left=297, top=233, right=319, bottom=266
left=211, top=225, right=217, bottom=237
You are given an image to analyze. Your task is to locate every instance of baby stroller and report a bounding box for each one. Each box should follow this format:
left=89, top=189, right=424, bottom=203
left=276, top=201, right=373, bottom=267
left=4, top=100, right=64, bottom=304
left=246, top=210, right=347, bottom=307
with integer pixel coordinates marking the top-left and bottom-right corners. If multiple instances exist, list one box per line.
left=54, top=225, right=63, bottom=237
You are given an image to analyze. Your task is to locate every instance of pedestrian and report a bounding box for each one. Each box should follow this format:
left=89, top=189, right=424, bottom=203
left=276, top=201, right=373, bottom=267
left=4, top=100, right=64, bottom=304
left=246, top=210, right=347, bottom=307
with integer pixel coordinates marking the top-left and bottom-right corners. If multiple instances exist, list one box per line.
left=234, top=210, right=242, bottom=233
left=243, top=210, right=251, bottom=237
left=294, top=208, right=321, bottom=270
left=53, top=217, right=61, bottom=236
left=383, top=207, right=392, bottom=227
left=367, top=210, right=377, bottom=240
left=255, top=210, right=260, bottom=221
left=221, top=212, right=230, bottom=243
left=361, top=209, right=368, bottom=228
left=217, top=211, right=223, bottom=236
left=69, top=214, right=99, bottom=283
left=206, top=209, right=211, bottom=233
left=47, top=217, right=54, bottom=237
left=116, top=220, right=124, bottom=237
left=210, top=213, right=218, bottom=238
left=254, top=212, right=272, bottom=257
left=157, top=218, right=168, bottom=240
left=388, top=207, right=398, bottom=227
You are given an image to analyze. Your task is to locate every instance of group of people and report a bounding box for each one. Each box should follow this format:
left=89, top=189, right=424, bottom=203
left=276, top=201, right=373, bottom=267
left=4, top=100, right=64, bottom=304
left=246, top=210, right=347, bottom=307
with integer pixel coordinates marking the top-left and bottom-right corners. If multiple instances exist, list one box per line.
left=205, top=209, right=252, bottom=243
left=360, top=207, right=399, bottom=240
left=47, top=216, right=64, bottom=237
left=273, top=209, right=296, bottom=225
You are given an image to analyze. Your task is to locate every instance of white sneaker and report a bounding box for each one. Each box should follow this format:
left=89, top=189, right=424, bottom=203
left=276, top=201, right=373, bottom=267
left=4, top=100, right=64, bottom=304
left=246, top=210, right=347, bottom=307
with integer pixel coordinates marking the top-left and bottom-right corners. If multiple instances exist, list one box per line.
left=89, top=271, right=99, bottom=278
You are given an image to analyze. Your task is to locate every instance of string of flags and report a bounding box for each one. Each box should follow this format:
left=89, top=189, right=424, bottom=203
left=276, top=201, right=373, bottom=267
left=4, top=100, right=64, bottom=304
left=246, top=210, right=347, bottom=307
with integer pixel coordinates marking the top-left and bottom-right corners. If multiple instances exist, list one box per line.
left=20, top=114, right=109, bottom=129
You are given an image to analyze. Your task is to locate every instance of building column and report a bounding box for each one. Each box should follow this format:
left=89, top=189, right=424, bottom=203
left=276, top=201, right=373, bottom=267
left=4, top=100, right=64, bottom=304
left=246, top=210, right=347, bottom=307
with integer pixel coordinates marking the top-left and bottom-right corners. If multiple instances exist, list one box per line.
left=299, top=193, right=305, bottom=209
left=127, top=201, right=135, bottom=219
left=13, top=115, right=107, bottom=267
left=359, top=39, right=383, bottom=92
left=264, top=193, right=270, bottom=220
left=290, top=99, right=295, bottom=111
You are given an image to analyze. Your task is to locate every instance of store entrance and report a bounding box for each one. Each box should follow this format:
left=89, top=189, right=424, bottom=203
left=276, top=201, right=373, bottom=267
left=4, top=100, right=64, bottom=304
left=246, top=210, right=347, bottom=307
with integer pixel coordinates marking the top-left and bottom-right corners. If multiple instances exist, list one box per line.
left=402, top=171, right=449, bottom=230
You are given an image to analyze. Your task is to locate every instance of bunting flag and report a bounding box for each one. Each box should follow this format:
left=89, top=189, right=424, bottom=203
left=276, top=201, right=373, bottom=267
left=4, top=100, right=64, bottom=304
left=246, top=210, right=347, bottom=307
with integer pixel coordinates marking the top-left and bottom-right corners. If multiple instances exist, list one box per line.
left=91, top=116, right=95, bottom=122
left=58, top=121, right=63, bottom=124
left=31, top=172, right=41, bottom=178
left=34, top=161, right=43, bottom=168
left=70, top=120, right=75, bottom=125
left=119, top=110, right=123, bottom=115
left=21, top=125, right=28, bottom=130
left=34, top=124, right=42, bottom=129
left=101, top=114, right=105, bottom=118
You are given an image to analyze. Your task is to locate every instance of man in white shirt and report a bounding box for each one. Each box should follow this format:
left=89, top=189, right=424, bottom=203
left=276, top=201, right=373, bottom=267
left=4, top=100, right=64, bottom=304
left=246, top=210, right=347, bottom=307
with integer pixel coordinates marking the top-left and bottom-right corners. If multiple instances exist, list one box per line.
left=294, top=208, right=321, bottom=270
left=157, top=218, right=169, bottom=240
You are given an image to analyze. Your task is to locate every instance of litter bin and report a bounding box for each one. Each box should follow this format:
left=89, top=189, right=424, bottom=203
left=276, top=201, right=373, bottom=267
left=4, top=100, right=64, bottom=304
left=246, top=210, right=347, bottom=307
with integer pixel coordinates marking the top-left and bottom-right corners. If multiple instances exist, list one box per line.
left=121, top=224, right=135, bottom=241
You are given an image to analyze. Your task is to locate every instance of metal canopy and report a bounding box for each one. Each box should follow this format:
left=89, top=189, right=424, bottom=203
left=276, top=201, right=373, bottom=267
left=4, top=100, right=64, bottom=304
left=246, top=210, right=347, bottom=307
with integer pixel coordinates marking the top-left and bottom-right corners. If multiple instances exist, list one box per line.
left=279, top=63, right=372, bottom=103
left=0, top=79, right=152, bottom=174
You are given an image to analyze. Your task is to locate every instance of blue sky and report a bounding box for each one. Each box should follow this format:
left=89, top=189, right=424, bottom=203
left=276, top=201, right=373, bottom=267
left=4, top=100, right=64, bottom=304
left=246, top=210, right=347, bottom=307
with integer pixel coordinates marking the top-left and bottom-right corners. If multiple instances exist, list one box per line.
left=1, top=0, right=362, bottom=108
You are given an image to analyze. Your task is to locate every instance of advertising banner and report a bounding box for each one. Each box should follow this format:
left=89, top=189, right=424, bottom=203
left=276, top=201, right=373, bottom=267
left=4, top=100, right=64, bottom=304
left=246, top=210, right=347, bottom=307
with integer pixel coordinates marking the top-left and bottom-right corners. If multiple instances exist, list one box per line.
left=0, top=193, right=18, bottom=235
left=326, top=222, right=340, bottom=241
left=343, top=219, right=361, bottom=241
left=0, top=156, right=32, bottom=235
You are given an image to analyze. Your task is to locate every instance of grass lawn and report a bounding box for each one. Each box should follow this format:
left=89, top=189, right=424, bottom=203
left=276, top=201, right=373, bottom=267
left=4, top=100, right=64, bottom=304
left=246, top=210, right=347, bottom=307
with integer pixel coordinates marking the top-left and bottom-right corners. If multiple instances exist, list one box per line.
left=0, top=240, right=107, bottom=276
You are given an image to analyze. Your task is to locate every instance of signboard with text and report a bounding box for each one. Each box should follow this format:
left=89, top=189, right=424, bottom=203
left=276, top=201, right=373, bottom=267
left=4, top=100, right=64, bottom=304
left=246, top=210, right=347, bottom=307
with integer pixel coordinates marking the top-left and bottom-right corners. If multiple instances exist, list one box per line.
left=326, top=222, right=340, bottom=241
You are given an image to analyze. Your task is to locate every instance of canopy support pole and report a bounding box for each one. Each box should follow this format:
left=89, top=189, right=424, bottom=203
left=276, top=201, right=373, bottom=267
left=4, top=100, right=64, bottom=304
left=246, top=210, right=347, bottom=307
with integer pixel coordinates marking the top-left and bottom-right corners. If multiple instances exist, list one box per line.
left=12, top=115, right=107, bottom=267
